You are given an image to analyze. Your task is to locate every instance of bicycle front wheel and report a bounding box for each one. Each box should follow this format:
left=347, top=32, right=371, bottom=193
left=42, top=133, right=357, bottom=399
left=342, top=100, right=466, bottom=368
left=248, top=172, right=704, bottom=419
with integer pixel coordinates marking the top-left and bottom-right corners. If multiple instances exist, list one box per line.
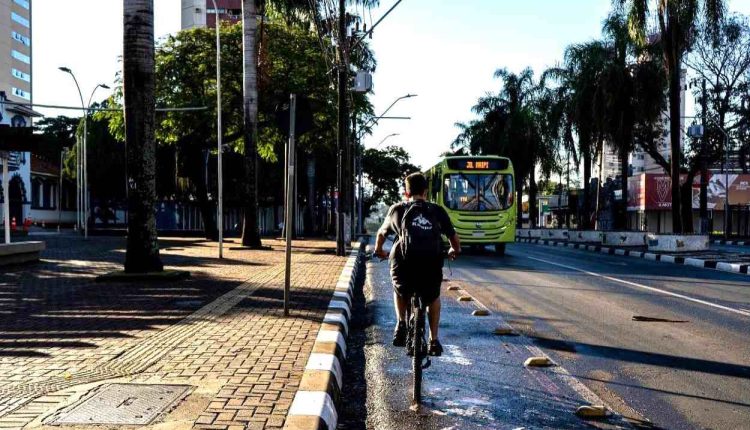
left=412, top=309, right=424, bottom=404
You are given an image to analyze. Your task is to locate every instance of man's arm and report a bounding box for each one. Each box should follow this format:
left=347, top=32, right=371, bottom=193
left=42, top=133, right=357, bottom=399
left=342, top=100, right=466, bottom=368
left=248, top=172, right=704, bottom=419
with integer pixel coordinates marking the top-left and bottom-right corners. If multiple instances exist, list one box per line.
left=374, top=230, right=389, bottom=259
left=447, top=233, right=460, bottom=260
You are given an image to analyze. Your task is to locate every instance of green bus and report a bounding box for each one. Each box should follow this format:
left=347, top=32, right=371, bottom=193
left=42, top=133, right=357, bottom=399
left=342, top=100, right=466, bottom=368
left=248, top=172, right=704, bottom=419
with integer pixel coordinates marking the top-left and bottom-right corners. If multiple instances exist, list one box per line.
left=424, top=156, right=516, bottom=255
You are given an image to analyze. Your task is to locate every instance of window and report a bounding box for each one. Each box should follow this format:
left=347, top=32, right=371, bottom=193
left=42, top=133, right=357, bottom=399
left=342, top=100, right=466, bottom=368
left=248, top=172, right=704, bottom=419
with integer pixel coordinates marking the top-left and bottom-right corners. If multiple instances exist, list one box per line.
left=31, top=178, right=42, bottom=209
left=12, top=50, right=30, bottom=64
left=11, top=12, right=29, bottom=28
left=12, top=87, right=30, bottom=100
left=12, top=31, right=30, bottom=46
left=12, top=69, right=30, bottom=82
left=443, top=173, right=514, bottom=211
left=13, top=0, right=30, bottom=9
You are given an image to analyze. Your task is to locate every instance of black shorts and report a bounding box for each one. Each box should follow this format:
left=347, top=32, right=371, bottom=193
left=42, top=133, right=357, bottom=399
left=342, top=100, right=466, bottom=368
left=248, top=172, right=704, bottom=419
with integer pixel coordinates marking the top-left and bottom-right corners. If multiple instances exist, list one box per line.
left=390, top=255, right=443, bottom=305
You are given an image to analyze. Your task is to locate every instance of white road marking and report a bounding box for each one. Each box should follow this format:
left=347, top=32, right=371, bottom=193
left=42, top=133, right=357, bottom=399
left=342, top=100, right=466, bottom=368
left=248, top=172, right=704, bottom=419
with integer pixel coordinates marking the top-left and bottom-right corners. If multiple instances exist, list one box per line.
left=527, top=256, right=750, bottom=317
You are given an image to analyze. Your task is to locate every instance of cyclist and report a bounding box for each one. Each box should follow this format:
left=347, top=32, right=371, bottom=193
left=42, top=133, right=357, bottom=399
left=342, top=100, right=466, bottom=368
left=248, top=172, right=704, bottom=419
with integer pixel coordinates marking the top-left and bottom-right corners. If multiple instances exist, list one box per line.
left=374, top=172, right=460, bottom=357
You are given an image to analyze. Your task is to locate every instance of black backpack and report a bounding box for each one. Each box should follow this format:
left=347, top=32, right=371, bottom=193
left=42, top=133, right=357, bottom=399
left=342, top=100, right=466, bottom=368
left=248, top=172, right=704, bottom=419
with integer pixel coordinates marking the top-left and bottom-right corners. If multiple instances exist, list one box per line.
left=399, top=202, right=443, bottom=261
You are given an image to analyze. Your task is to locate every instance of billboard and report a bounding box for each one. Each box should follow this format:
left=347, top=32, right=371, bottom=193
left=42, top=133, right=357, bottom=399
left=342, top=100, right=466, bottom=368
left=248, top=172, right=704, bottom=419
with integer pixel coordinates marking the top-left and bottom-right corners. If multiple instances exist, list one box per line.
left=628, top=173, right=750, bottom=211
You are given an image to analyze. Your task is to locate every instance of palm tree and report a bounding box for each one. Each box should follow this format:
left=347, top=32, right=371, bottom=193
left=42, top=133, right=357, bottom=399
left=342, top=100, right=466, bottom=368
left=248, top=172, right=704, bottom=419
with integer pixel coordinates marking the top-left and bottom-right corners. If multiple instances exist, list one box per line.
left=123, top=0, right=163, bottom=272
left=456, top=68, right=554, bottom=228
left=598, top=14, right=667, bottom=230
left=616, top=0, right=726, bottom=233
left=240, top=0, right=262, bottom=248
left=545, top=42, right=609, bottom=229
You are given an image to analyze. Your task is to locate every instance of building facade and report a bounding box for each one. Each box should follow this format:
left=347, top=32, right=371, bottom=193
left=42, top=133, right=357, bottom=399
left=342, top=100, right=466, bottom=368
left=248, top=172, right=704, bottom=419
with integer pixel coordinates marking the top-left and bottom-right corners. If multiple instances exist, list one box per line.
left=0, top=0, right=36, bottom=229
left=181, top=0, right=242, bottom=30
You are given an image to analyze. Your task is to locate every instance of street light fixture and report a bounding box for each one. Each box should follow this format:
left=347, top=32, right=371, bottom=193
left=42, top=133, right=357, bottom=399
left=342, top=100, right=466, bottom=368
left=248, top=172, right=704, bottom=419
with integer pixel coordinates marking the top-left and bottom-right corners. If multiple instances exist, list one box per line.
left=355, top=94, right=416, bottom=235
left=376, top=133, right=400, bottom=148
left=59, top=66, right=109, bottom=239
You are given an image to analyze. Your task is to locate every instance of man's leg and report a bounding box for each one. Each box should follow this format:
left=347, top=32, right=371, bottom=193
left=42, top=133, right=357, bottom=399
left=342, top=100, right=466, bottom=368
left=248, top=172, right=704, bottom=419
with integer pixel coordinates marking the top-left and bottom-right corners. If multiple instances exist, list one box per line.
left=393, top=290, right=407, bottom=322
left=427, top=296, right=441, bottom=341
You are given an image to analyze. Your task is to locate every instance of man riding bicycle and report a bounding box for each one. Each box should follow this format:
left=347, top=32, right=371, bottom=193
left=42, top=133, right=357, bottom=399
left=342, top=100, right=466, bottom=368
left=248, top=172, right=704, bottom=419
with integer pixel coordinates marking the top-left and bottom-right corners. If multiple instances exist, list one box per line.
left=374, top=172, right=460, bottom=357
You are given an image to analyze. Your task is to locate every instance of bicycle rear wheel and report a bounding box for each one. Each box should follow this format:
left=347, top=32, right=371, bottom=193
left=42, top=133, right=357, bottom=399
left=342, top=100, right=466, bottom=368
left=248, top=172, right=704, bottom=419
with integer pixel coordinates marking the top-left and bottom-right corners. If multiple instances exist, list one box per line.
left=412, top=305, right=424, bottom=404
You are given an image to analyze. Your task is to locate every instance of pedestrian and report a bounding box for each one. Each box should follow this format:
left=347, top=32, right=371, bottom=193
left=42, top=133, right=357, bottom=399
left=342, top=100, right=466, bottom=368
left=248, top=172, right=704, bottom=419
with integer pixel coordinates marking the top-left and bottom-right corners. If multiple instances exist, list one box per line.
left=373, top=172, right=460, bottom=356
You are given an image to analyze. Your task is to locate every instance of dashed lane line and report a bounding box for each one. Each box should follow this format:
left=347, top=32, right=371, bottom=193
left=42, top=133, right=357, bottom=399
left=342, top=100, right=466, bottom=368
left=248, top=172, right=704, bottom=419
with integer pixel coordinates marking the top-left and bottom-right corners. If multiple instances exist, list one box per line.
left=526, top=256, right=750, bottom=318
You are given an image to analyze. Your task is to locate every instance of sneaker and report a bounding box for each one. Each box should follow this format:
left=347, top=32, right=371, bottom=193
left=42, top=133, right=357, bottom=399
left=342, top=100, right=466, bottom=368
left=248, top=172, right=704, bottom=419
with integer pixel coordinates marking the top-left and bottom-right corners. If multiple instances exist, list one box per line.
left=428, top=339, right=443, bottom=356
left=392, top=321, right=406, bottom=347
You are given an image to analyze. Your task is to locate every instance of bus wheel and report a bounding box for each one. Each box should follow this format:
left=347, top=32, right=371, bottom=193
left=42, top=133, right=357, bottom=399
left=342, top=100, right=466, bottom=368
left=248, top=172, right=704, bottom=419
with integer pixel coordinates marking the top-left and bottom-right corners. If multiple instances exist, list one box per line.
left=494, top=243, right=506, bottom=256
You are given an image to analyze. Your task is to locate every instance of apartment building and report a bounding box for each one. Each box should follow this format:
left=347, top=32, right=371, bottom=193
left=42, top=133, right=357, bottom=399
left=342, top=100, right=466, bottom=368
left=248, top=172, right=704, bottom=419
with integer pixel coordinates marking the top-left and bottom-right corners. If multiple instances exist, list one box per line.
left=182, top=0, right=242, bottom=30
left=0, top=0, right=38, bottom=227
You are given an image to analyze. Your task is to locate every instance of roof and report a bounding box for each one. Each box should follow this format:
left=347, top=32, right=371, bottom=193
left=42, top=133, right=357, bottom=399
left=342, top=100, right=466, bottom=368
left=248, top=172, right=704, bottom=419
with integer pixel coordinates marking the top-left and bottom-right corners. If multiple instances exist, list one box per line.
left=31, top=154, right=59, bottom=176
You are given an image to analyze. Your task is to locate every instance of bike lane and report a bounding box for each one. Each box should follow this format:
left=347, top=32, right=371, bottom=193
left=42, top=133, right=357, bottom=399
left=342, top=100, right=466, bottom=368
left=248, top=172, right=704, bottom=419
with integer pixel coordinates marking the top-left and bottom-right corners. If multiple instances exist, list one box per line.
left=358, top=257, right=633, bottom=430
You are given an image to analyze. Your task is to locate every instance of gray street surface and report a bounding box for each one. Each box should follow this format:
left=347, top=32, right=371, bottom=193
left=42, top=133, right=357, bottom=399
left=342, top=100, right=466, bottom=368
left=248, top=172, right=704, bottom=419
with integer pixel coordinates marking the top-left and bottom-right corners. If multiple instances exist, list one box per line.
left=359, top=243, right=750, bottom=430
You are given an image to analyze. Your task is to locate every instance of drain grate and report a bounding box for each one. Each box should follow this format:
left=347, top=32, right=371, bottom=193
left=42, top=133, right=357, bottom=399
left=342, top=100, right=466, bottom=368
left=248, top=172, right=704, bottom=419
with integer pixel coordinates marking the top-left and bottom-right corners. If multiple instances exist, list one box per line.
left=52, top=384, right=190, bottom=426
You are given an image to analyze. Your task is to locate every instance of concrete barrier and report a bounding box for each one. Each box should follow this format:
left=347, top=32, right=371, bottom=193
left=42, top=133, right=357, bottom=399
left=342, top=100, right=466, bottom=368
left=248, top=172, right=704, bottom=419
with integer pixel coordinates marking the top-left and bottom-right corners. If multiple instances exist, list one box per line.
left=567, top=231, right=603, bottom=244
left=647, top=234, right=709, bottom=252
left=602, top=231, right=646, bottom=247
left=0, top=241, right=45, bottom=266
left=541, top=229, right=569, bottom=240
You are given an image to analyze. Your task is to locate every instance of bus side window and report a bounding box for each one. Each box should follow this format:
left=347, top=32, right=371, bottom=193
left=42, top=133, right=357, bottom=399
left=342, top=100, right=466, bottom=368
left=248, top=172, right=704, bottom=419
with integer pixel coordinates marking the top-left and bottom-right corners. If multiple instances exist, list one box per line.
left=432, top=171, right=441, bottom=200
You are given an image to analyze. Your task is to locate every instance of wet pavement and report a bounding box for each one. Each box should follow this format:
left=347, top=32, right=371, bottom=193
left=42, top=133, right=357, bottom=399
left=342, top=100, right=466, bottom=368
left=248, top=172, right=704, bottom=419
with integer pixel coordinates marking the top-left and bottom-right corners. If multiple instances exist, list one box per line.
left=356, top=254, right=630, bottom=430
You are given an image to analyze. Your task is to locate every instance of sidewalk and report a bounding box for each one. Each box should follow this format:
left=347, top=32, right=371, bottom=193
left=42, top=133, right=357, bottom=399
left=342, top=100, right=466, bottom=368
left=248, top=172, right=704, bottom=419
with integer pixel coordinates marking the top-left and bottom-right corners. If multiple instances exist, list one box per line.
left=0, top=234, right=348, bottom=429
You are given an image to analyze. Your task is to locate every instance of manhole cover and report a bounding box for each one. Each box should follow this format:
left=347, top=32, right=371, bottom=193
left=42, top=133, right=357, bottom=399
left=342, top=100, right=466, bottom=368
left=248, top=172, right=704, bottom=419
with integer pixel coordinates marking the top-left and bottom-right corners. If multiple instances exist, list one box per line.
left=52, top=384, right=190, bottom=425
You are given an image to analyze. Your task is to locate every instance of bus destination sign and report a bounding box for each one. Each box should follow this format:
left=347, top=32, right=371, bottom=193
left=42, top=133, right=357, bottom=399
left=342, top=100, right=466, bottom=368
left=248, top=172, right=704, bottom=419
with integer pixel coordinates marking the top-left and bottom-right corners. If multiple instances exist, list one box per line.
left=447, top=158, right=509, bottom=171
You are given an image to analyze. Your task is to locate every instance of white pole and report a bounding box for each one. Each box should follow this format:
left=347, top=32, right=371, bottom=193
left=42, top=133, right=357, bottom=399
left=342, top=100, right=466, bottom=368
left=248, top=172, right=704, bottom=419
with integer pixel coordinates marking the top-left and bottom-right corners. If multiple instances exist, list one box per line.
left=211, top=0, right=224, bottom=258
left=724, top=132, right=730, bottom=239
left=76, top=135, right=81, bottom=230
left=58, top=149, right=63, bottom=232
left=3, top=156, right=9, bottom=244
left=284, top=94, right=296, bottom=317
left=83, top=112, right=88, bottom=239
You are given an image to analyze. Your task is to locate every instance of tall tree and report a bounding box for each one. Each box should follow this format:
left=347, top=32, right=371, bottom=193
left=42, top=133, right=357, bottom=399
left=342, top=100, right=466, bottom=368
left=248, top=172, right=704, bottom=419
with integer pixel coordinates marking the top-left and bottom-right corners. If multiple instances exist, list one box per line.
left=616, top=0, right=727, bottom=233
left=454, top=68, right=554, bottom=228
left=123, top=0, right=162, bottom=272
left=545, top=42, right=609, bottom=229
left=241, top=0, right=263, bottom=248
left=598, top=14, right=668, bottom=229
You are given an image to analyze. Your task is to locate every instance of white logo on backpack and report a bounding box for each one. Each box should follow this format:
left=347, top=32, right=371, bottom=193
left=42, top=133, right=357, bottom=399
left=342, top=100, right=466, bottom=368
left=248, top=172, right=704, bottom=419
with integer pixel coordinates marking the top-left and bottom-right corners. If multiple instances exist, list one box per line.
left=411, top=214, right=433, bottom=231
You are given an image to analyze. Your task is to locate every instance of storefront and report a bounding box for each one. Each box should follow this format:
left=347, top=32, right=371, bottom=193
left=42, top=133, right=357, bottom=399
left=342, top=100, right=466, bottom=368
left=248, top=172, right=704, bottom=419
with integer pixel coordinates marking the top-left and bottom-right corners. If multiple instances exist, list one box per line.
left=627, top=172, right=750, bottom=234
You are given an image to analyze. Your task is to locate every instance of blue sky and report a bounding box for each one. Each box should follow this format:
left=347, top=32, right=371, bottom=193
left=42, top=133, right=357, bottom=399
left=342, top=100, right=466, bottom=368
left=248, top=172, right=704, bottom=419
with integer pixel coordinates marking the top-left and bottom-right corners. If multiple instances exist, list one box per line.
left=361, top=0, right=750, bottom=168
left=33, top=0, right=750, bottom=169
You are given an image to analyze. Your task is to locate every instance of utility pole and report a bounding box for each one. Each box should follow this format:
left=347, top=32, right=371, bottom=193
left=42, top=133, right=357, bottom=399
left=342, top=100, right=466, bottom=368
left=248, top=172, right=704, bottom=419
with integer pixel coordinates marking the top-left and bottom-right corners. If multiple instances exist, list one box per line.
left=336, top=0, right=349, bottom=256
left=699, top=79, right=709, bottom=234
left=284, top=94, right=296, bottom=317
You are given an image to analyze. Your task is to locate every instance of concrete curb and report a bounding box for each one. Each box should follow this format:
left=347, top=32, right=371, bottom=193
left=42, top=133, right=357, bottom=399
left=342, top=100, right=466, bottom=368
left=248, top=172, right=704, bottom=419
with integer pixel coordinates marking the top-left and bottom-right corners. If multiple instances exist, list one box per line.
left=517, top=238, right=749, bottom=275
left=284, top=245, right=364, bottom=430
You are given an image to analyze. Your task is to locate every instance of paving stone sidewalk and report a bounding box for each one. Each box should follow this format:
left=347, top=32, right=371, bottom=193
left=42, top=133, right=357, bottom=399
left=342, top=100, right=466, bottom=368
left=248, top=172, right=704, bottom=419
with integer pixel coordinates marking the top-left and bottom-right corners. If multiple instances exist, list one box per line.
left=0, top=233, right=347, bottom=429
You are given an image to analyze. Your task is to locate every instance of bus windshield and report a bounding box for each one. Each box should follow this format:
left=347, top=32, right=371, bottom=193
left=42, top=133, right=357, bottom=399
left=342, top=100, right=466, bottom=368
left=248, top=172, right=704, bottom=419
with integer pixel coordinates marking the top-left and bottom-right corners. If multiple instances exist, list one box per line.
left=443, top=173, right=513, bottom=211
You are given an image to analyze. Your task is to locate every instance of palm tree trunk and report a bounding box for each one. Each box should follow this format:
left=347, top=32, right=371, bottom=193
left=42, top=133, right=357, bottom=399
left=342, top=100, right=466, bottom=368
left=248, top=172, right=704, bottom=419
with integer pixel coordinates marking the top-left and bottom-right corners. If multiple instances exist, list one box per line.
left=515, top=179, right=523, bottom=229
left=582, top=148, right=592, bottom=230
left=123, top=0, right=163, bottom=273
left=618, top=143, right=629, bottom=230
left=240, top=0, right=262, bottom=248
left=529, top=165, right=538, bottom=228
left=667, top=26, right=683, bottom=234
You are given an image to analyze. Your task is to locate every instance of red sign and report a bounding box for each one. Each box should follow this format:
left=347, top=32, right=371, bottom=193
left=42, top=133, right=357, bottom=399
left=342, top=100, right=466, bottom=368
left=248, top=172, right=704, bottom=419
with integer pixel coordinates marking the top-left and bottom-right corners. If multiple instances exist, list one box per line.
left=628, top=173, right=750, bottom=211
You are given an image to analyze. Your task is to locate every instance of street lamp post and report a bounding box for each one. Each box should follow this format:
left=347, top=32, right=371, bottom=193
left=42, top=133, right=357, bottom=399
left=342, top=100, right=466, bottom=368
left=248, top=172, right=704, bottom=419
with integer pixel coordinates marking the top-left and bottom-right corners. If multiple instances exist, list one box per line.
left=59, top=67, right=109, bottom=239
left=355, top=94, right=416, bottom=234
left=209, top=0, right=224, bottom=258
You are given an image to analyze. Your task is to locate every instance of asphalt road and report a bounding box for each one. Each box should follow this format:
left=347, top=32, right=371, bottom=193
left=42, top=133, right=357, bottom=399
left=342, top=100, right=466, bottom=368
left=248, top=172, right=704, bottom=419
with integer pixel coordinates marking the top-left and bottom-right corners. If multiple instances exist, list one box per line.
left=709, top=242, right=750, bottom=255
left=359, top=243, right=750, bottom=430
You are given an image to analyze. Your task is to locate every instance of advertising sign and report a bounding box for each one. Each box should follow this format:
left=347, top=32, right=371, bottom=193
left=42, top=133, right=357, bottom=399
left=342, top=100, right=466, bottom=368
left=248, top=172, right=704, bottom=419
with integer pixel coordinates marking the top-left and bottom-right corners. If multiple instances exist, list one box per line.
left=628, top=173, right=750, bottom=211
